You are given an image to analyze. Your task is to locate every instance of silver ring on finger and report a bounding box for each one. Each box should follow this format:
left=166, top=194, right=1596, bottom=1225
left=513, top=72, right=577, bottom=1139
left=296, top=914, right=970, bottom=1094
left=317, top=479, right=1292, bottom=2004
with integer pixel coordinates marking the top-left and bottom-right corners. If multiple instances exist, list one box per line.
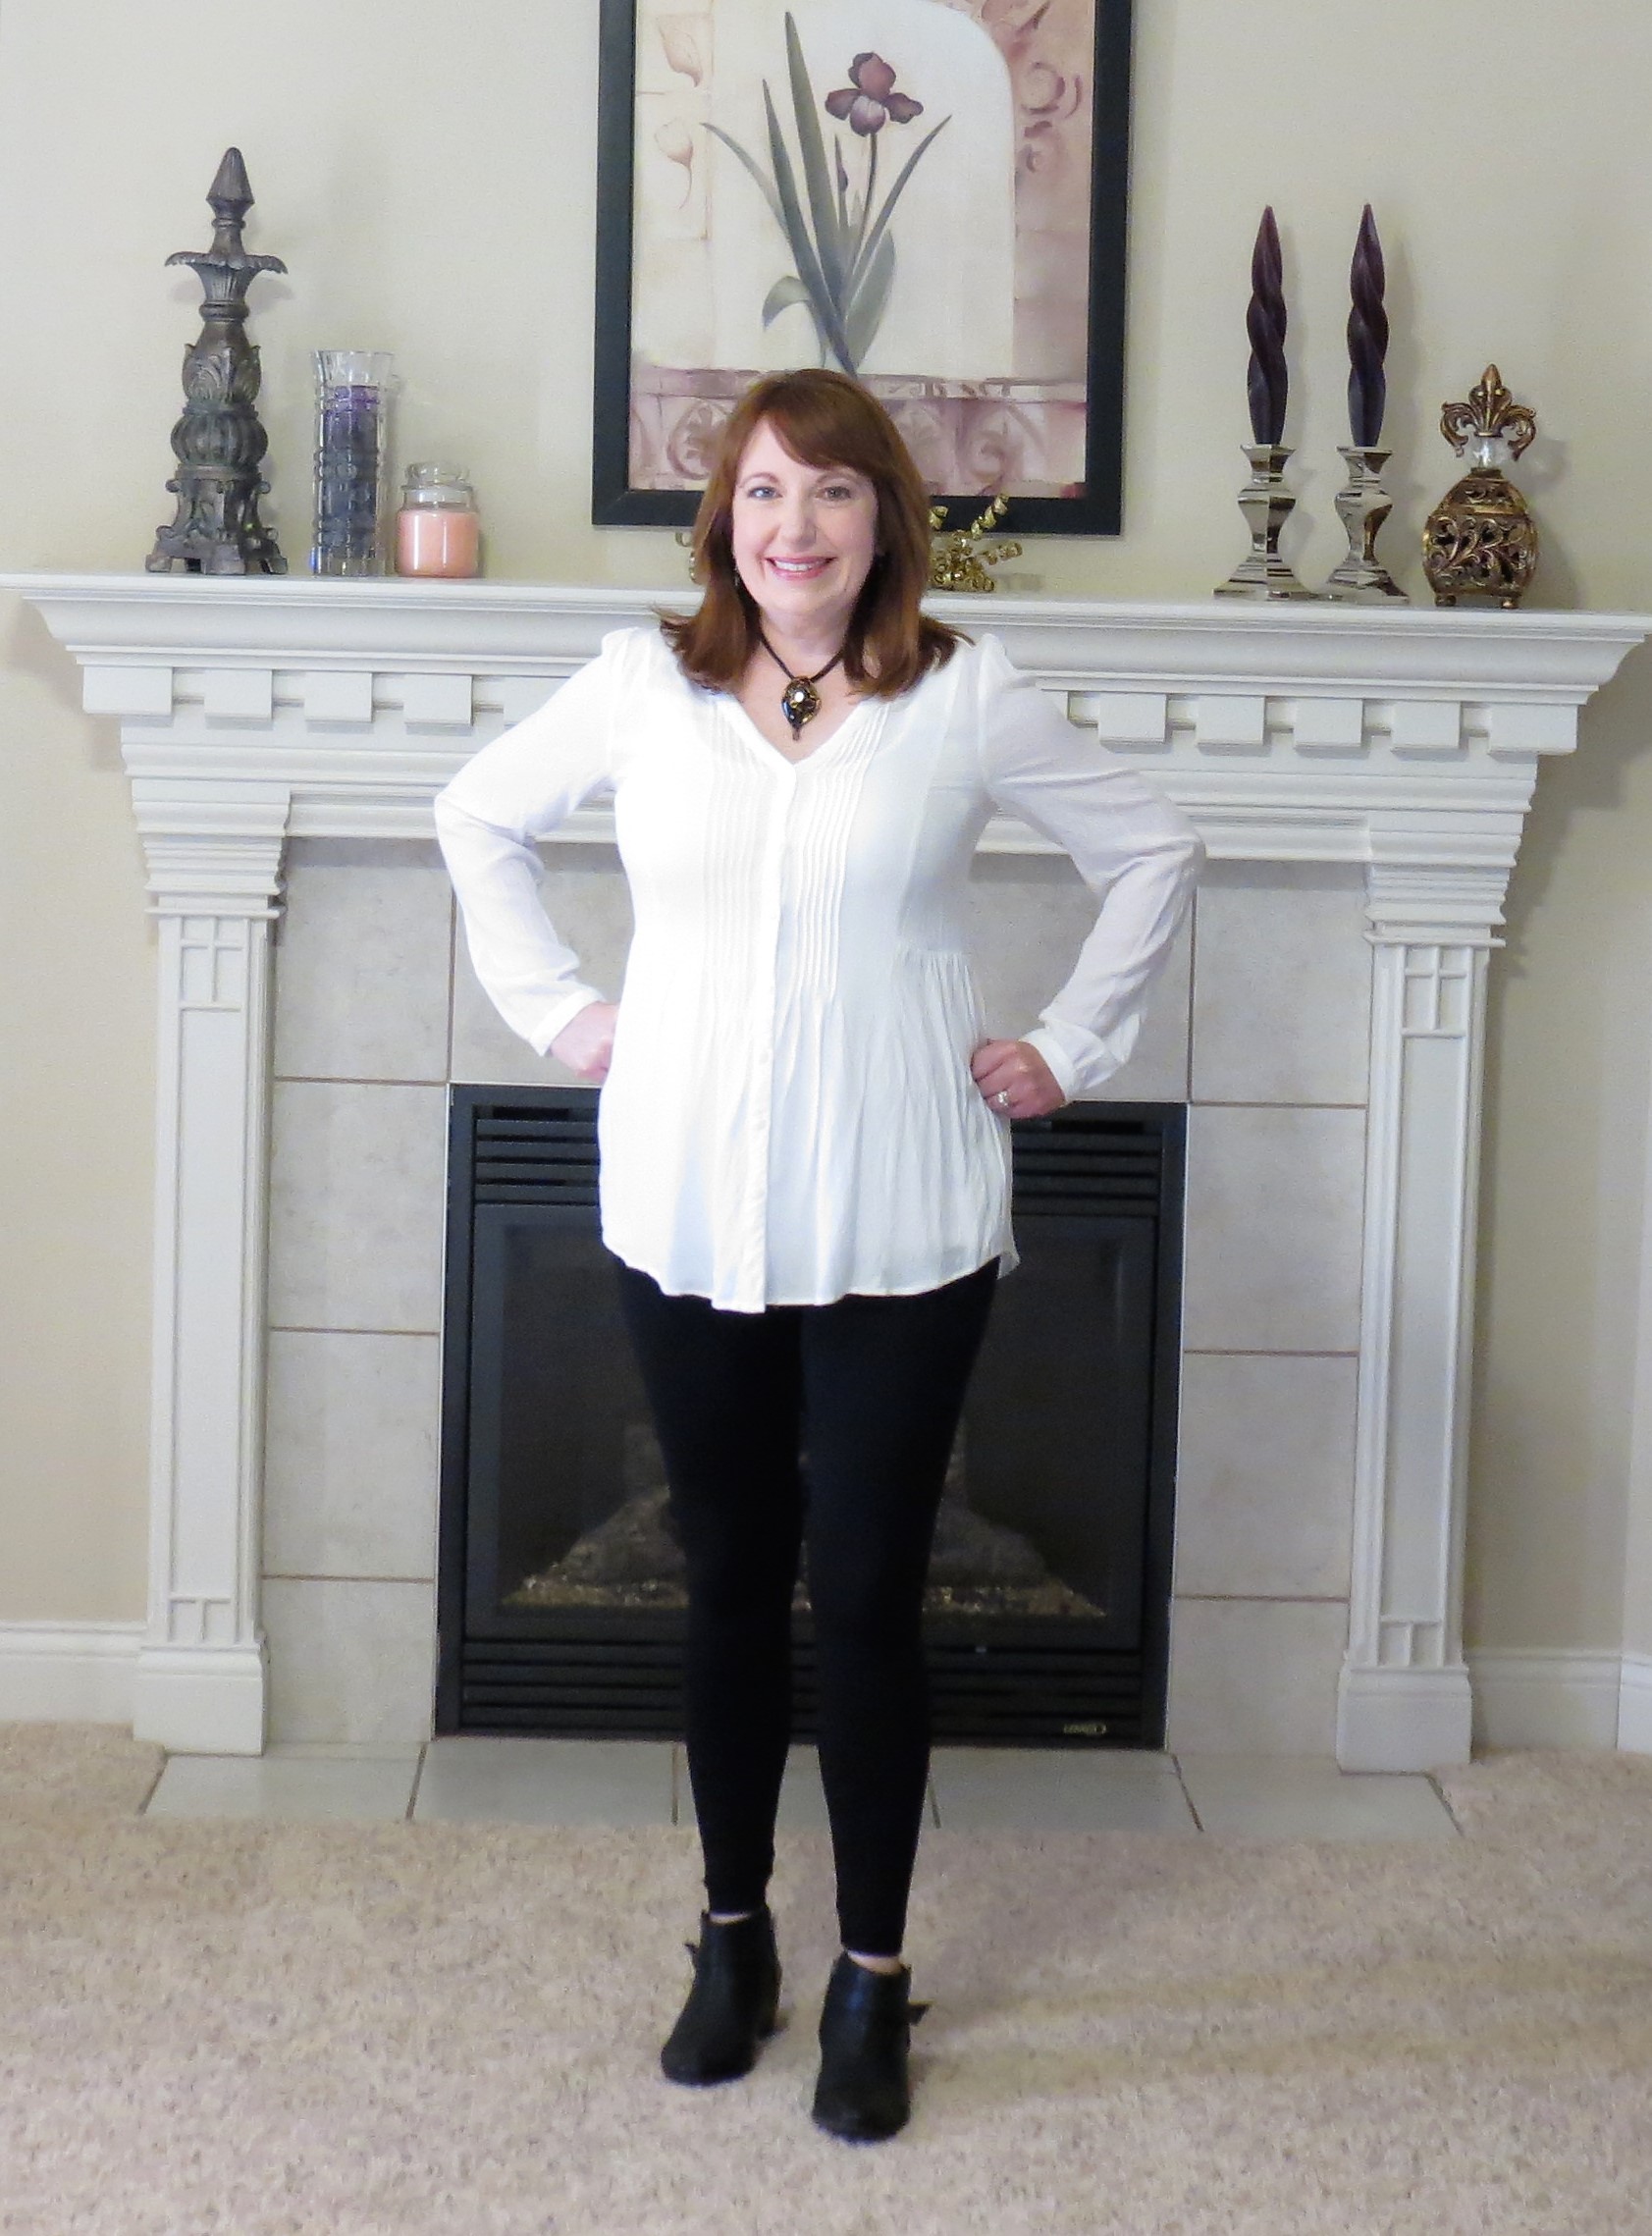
left=994, top=1089, right=1012, bottom=1111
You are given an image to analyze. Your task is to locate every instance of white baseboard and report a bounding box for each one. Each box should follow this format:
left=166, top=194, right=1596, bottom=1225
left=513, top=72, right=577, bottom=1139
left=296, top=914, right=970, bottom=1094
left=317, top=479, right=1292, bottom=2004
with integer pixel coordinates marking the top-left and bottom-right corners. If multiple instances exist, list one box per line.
left=2, top=1623, right=1649, bottom=1756
left=1618, top=1653, right=1652, bottom=1754
left=1336, top=1662, right=1473, bottom=1770
left=0, top=1621, right=142, bottom=1724
left=1467, top=1648, right=1625, bottom=1750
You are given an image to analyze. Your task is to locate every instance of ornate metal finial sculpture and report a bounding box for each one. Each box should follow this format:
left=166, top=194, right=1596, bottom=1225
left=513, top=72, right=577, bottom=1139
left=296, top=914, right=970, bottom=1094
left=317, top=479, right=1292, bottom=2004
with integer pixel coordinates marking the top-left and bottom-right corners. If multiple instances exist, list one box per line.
left=1422, top=366, right=1539, bottom=609
left=928, top=495, right=1022, bottom=592
left=1324, top=204, right=1407, bottom=604
left=147, top=147, right=288, bottom=575
left=1216, top=207, right=1314, bottom=601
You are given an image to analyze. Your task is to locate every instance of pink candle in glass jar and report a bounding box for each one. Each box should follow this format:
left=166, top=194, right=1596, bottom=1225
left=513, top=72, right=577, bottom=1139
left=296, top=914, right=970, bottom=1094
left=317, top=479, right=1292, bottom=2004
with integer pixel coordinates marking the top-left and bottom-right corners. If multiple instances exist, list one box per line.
left=396, top=462, right=481, bottom=577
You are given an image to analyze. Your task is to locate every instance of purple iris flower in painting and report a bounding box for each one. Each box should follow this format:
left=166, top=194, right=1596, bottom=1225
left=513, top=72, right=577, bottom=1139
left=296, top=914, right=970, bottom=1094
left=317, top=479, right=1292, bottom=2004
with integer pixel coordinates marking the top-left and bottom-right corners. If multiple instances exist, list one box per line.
left=708, top=15, right=949, bottom=374
left=826, top=53, right=924, bottom=136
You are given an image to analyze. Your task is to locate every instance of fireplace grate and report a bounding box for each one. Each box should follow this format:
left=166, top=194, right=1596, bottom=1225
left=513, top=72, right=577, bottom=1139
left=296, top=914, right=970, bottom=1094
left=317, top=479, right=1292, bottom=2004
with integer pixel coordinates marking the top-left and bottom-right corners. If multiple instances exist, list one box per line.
left=455, top=1623, right=1146, bottom=1744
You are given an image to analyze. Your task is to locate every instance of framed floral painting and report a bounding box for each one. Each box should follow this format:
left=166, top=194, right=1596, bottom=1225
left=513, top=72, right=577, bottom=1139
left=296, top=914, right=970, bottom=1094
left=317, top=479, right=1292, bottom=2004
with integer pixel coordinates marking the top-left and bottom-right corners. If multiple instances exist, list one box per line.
left=592, top=0, right=1134, bottom=534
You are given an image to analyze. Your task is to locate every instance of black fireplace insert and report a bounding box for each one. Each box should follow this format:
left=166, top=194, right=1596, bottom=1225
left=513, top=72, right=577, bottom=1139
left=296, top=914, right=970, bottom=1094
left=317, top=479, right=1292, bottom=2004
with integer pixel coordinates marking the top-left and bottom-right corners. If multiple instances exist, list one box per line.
left=436, top=1087, right=1183, bottom=1745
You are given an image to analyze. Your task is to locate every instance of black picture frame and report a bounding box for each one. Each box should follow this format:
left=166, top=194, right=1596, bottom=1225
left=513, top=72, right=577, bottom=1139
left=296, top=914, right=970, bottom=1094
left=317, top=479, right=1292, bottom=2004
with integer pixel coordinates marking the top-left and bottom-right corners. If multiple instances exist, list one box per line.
left=592, top=0, right=1135, bottom=536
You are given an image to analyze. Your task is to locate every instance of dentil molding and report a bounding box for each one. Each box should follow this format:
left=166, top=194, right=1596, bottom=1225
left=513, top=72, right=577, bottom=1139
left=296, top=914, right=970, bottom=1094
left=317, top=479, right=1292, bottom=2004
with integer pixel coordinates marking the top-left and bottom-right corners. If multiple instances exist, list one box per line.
left=8, top=573, right=1644, bottom=867
left=8, top=572, right=1646, bottom=1765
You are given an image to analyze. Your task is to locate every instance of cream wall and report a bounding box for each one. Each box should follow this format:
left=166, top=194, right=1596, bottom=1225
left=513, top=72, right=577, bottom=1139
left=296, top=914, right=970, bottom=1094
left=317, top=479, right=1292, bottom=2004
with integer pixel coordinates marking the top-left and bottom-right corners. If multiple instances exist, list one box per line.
left=2, top=1, right=1650, bottom=1659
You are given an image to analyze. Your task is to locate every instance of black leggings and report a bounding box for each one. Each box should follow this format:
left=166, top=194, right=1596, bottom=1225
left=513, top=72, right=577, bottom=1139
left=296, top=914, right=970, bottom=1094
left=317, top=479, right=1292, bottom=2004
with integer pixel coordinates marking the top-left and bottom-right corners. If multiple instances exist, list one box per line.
left=616, top=1257, right=998, bottom=1956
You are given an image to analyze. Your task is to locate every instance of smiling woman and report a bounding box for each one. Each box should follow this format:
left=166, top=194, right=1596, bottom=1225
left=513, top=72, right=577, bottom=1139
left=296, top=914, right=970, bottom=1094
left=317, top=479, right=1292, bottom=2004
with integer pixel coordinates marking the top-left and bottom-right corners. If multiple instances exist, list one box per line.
left=727, top=428, right=879, bottom=747
left=659, top=366, right=956, bottom=711
left=434, top=366, right=1201, bottom=2138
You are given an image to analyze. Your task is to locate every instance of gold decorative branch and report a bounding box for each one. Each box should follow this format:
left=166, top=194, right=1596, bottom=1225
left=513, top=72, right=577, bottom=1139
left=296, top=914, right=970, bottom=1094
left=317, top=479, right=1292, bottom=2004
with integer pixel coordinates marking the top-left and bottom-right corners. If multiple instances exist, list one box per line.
left=928, top=495, right=1023, bottom=593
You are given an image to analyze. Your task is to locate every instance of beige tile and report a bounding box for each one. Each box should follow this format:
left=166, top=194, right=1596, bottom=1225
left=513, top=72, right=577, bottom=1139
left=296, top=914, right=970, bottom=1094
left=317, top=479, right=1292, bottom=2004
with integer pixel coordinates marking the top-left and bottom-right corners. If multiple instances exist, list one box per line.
left=1191, top=865, right=1371, bottom=1105
left=1182, top=1105, right=1366, bottom=1351
left=450, top=848, right=634, bottom=1085
left=274, top=840, right=453, bottom=1084
left=965, top=853, right=1191, bottom=1102
left=929, top=1746, right=1197, bottom=1832
left=263, top=1577, right=436, bottom=1744
left=415, top=1734, right=673, bottom=1826
left=1166, top=1598, right=1349, bottom=1755
left=1174, top=1354, right=1358, bottom=1597
left=144, top=1748, right=419, bottom=1822
left=267, top=1081, right=448, bottom=1333
left=671, top=1741, right=833, bottom=1832
left=264, top=1330, right=440, bottom=1579
left=1174, top=1754, right=1460, bottom=1840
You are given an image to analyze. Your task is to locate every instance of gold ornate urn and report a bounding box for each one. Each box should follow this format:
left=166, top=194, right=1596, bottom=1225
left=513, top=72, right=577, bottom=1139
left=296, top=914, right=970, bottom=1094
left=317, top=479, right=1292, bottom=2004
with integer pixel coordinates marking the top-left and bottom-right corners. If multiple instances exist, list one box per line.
left=1422, top=366, right=1539, bottom=609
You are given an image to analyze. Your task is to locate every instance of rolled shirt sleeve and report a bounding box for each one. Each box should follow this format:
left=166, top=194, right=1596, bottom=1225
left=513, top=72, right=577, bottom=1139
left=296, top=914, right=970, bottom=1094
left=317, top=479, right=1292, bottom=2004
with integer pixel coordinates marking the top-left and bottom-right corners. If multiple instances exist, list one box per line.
left=975, top=633, right=1205, bottom=1098
left=433, top=637, right=622, bottom=1056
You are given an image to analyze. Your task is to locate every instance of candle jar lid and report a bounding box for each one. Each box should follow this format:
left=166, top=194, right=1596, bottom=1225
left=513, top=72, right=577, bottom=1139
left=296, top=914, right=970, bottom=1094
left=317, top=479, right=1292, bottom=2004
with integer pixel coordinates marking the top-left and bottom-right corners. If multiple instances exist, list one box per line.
left=401, top=461, right=475, bottom=509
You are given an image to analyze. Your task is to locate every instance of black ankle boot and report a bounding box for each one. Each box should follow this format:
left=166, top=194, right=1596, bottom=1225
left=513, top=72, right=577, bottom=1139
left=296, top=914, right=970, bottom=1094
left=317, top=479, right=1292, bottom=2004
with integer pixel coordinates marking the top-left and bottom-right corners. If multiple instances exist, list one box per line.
left=811, top=1953, right=928, bottom=2142
left=660, top=1909, right=781, bottom=2086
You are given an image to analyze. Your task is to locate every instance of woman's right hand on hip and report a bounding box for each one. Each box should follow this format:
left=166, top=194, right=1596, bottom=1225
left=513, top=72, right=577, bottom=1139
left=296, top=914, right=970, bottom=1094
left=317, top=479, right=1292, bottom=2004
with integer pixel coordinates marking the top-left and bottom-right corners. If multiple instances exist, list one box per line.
left=551, top=1001, right=618, bottom=1083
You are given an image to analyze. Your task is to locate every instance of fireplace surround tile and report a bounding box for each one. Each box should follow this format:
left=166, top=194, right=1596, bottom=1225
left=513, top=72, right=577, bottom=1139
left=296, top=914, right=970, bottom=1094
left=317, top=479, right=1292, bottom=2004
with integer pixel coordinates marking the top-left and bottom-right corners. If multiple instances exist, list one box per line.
left=1190, top=864, right=1371, bottom=1106
left=1173, top=1354, right=1358, bottom=1598
left=263, top=1577, right=437, bottom=1744
left=413, top=1735, right=674, bottom=1826
left=273, top=841, right=454, bottom=1086
left=1165, top=1598, right=1349, bottom=1755
left=966, top=853, right=1192, bottom=1100
left=268, top=1081, right=448, bottom=1334
left=1182, top=1105, right=1366, bottom=1352
left=263, top=1331, right=440, bottom=1580
left=929, top=1746, right=1198, bottom=1832
left=449, top=850, right=635, bottom=1086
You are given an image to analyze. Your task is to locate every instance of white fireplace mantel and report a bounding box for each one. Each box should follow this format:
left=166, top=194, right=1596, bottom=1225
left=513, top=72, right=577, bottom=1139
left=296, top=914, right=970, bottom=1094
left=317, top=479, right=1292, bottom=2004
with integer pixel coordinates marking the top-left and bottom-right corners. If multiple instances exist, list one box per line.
left=11, top=571, right=1646, bottom=1769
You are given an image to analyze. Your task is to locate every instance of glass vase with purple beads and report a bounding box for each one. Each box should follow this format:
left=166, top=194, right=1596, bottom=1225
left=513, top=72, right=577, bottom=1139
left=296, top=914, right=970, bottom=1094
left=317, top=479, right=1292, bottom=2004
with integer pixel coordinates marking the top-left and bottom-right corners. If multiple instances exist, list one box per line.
left=311, top=350, right=395, bottom=575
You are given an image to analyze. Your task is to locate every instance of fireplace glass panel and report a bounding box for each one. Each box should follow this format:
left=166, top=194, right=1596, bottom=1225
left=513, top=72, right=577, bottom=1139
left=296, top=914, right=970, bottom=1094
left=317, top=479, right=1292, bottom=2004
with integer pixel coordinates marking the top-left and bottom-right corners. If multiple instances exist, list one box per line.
left=439, top=1089, right=1182, bottom=1744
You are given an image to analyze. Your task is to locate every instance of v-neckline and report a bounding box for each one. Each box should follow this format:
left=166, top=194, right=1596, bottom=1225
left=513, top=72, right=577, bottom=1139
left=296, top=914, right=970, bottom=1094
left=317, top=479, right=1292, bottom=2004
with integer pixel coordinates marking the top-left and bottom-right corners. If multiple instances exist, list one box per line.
left=719, top=687, right=876, bottom=771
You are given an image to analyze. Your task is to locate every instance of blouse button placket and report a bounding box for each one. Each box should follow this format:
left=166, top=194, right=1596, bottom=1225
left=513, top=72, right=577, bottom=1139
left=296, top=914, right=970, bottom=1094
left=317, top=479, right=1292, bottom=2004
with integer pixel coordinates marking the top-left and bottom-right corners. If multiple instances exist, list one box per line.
left=735, top=755, right=795, bottom=1308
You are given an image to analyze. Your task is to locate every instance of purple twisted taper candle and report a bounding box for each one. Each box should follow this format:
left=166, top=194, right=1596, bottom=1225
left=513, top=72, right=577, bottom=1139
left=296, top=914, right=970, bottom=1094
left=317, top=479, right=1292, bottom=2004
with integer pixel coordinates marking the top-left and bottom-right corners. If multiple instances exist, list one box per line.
left=1347, top=204, right=1388, bottom=447
left=1246, top=206, right=1288, bottom=446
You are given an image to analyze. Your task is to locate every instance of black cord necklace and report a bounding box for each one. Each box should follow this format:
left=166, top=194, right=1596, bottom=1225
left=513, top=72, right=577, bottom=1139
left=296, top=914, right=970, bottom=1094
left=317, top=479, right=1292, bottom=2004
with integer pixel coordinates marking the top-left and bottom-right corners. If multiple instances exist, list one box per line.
left=759, top=630, right=845, bottom=738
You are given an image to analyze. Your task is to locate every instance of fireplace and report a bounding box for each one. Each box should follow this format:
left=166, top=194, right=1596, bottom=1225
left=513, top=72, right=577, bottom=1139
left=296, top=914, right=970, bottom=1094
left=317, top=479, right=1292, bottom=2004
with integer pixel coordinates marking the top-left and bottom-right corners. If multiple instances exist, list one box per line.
left=12, top=573, right=1642, bottom=1764
left=437, top=1088, right=1185, bottom=1744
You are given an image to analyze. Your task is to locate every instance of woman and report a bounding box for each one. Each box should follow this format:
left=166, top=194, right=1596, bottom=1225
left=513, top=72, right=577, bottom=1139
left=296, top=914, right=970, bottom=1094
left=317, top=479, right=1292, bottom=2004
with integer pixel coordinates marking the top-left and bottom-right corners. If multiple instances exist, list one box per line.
left=435, top=369, right=1202, bottom=2142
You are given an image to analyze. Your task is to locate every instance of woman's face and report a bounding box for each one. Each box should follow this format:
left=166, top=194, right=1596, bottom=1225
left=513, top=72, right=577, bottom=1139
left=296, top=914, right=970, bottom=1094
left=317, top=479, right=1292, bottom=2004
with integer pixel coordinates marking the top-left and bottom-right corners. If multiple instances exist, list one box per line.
left=728, top=418, right=880, bottom=648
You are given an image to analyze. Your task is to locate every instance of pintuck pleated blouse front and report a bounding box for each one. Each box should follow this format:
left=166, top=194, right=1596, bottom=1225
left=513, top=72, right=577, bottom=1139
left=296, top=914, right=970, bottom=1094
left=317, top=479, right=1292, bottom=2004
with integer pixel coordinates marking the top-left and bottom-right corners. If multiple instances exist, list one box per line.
left=434, top=625, right=1203, bottom=1314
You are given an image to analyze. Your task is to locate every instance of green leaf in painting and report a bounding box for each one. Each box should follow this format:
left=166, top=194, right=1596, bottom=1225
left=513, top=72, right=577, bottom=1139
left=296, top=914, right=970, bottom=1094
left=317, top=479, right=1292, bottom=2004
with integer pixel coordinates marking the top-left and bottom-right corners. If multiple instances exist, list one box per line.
left=703, top=122, right=785, bottom=236
left=763, top=79, right=857, bottom=371
left=844, top=229, right=896, bottom=366
left=783, top=13, right=845, bottom=301
left=846, top=115, right=951, bottom=303
left=762, top=274, right=814, bottom=327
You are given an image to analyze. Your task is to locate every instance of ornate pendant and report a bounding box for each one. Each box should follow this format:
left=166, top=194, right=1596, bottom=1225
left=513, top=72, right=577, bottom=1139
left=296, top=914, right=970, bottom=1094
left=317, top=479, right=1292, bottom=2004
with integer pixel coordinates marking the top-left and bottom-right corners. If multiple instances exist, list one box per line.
left=780, top=675, right=821, bottom=736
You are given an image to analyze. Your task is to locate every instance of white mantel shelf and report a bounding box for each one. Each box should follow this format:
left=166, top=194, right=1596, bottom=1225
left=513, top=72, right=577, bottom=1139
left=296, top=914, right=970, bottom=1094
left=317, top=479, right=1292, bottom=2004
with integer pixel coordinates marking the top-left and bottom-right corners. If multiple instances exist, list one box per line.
left=11, top=570, right=1647, bottom=1770
left=9, top=574, right=1646, bottom=871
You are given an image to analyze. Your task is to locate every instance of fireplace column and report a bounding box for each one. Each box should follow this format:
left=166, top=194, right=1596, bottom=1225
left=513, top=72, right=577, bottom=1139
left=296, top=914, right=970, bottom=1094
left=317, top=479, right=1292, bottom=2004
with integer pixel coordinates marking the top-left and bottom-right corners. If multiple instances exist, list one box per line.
left=1338, top=858, right=1510, bottom=1770
left=131, top=780, right=291, bottom=1752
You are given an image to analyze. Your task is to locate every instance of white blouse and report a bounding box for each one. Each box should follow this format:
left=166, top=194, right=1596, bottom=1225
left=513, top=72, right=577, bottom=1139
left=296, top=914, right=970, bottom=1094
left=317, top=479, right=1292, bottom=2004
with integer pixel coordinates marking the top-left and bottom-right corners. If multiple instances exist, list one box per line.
left=434, top=625, right=1203, bottom=1313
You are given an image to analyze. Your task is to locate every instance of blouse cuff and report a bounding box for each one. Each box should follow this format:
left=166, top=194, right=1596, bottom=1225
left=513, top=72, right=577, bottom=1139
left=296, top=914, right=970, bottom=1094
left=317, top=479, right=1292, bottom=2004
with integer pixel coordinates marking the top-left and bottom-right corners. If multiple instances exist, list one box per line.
left=1022, top=1025, right=1079, bottom=1102
left=1027, top=1012, right=1144, bottom=1100
left=529, top=986, right=606, bottom=1059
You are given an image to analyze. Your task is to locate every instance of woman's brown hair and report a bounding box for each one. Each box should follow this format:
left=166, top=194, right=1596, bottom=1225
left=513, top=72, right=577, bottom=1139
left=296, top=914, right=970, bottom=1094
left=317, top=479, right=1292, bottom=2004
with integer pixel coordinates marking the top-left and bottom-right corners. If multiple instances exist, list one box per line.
left=659, top=368, right=961, bottom=699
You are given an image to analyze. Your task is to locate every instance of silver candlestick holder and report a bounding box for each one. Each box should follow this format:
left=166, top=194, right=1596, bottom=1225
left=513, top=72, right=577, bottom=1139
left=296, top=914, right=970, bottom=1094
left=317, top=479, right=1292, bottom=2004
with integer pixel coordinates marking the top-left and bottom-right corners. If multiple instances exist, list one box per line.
left=1323, top=445, right=1408, bottom=603
left=1214, top=444, right=1316, bottom=600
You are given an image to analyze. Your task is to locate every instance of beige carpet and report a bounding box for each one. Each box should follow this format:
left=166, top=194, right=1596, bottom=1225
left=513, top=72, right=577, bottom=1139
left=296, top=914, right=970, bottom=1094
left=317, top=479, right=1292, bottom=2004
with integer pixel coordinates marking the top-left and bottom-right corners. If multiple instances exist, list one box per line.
left=3, top=1730, right=1651, bottom=2235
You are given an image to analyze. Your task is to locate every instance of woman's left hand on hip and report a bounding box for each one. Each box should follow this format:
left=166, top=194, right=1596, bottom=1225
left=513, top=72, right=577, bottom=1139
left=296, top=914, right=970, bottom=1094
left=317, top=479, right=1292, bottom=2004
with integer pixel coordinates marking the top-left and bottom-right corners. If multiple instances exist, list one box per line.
left=970, top=1038, right=1065, bottom=1120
